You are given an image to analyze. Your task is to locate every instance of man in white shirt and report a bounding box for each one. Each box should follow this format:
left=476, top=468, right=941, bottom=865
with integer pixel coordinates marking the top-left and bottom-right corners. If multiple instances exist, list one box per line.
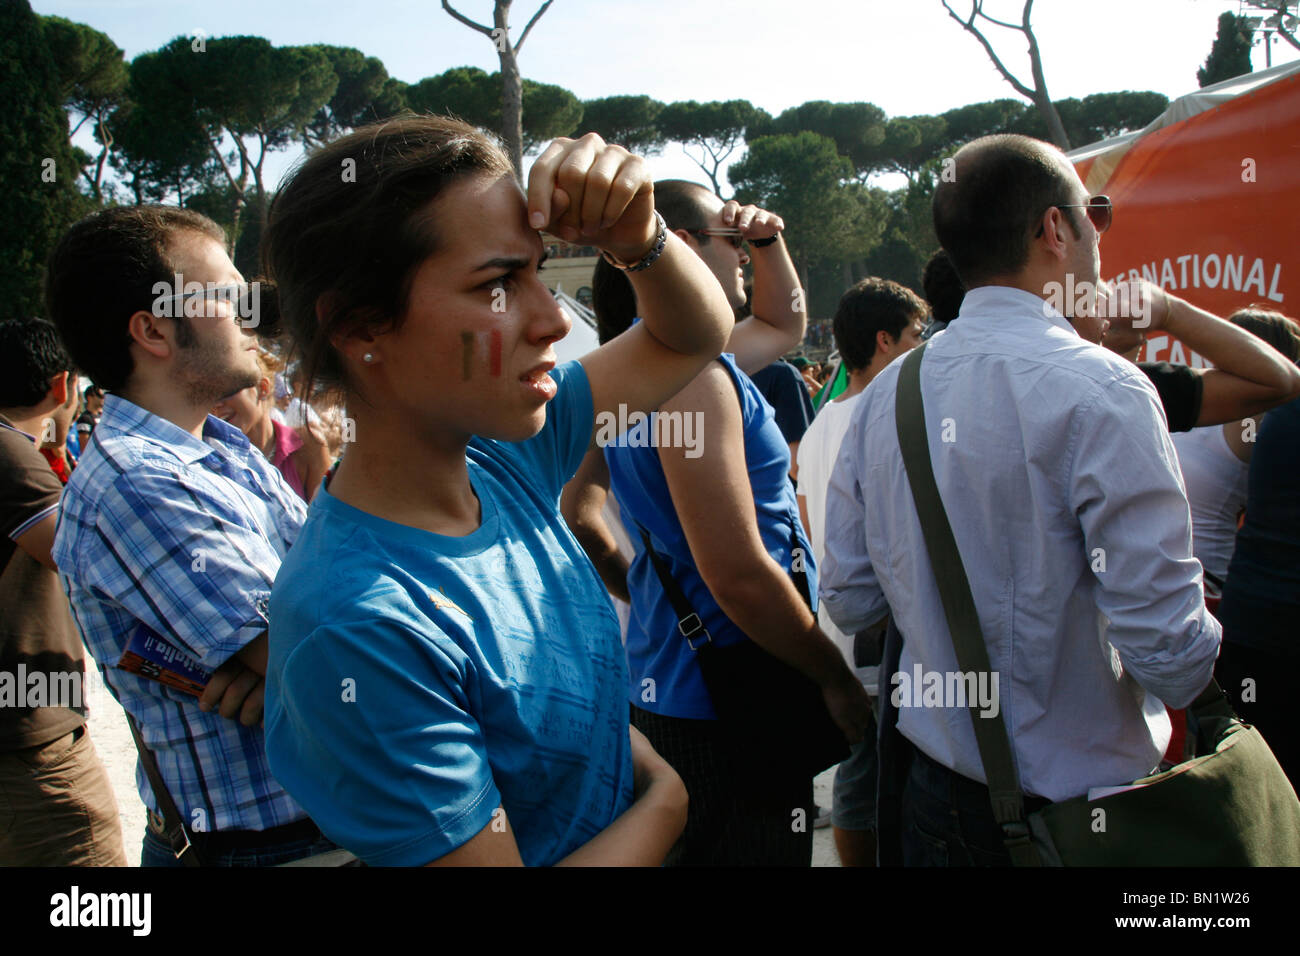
left=796, top=277, right=925, bottom=866
left=819, top=134, right=1221, bottom=866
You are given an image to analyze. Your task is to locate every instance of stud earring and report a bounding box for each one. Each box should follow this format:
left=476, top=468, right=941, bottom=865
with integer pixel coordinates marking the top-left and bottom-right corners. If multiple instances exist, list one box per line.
left=363, top=352, right=374, bottom=363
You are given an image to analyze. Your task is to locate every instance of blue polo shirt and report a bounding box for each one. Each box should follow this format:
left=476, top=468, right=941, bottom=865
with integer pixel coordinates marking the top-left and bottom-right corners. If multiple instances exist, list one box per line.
left=605, top=354, right=816, bottom=720
left=265, top=361, right=634, bottom=866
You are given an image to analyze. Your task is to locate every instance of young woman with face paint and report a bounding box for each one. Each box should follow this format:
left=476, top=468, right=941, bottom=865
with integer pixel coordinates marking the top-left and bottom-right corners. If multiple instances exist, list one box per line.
left=260, top=116, right=733, bottom=866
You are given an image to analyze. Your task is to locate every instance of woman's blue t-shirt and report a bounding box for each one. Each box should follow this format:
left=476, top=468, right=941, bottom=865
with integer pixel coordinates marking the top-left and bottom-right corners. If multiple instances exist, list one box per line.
left=604, top=353, right=817, bottom=720
left=265, top=361, right=633, bottom=866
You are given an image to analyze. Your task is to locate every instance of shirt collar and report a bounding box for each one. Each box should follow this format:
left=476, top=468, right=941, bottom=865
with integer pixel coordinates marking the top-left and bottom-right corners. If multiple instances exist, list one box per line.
left=958, top=285, right=1080, bottom=338
left=98, top=394, right=254, bottom=465
left=0, top=413, right=37, bottom=443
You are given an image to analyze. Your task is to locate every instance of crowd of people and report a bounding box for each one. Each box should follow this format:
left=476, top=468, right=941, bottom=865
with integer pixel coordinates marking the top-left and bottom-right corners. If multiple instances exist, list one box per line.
left=2, top=118, right=1298, bottom=868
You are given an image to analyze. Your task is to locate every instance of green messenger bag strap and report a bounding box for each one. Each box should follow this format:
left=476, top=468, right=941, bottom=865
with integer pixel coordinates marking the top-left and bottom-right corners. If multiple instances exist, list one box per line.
left=893, top=342, right=1041, bottom=867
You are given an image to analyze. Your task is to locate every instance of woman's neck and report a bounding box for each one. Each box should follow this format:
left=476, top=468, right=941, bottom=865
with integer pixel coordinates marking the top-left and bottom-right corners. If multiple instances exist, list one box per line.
left=326, top=403, right=481, bottom=537
left=249, top=412, right=277, bottom=461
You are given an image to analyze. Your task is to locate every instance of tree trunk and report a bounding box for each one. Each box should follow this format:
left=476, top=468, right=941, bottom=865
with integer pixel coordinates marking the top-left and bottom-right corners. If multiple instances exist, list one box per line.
left=1025, top=9, right=1071, bottom=151
left=91, top=109, right=112, bottom=203
left=1036, top=94, right=1071, bottom=152
left=495, top=1, right=525, bottom=177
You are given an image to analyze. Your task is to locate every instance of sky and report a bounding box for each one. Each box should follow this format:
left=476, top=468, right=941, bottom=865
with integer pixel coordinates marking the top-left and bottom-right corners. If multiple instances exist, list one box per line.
left=36, top=0, right=1300, bottom=194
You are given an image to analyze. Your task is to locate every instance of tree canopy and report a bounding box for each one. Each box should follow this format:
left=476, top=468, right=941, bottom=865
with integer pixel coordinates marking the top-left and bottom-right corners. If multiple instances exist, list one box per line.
left=580, top=95, right=668, bottom=155
left=405, top=65, right=581, bottom=150
left=659, top=99, right=770, bottom=197
left=2, top=0, right=91, bottom=319
left=1199, top=12, right=1254, bottom=87
left=17, top=11, right=1178, bottom=325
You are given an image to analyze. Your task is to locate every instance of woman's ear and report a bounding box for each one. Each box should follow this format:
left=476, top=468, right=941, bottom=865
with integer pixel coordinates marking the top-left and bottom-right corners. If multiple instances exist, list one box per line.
left=257, top=376, right=273, bottom=401
left=328, top=307, right=388, bottom=369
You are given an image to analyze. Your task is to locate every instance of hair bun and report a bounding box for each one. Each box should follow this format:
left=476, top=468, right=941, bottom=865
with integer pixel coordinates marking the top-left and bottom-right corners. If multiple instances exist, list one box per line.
left=249, top=278, right=281, bottom=338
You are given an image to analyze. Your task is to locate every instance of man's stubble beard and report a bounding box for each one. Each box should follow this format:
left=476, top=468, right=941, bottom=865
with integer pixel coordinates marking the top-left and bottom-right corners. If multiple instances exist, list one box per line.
left=174, top=318, right=260, bottom=408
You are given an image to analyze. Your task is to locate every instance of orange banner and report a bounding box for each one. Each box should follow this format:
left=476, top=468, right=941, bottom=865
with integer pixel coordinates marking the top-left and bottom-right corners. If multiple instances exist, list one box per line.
left=1071, top=65, right=1300, bottom=364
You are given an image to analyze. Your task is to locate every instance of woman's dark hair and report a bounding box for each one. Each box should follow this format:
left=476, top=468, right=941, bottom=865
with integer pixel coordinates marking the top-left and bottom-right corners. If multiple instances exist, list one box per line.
left=833, top=277, right=929, bottom=373
left=0, top=317, right=74, bottom=407
left=262, top=114, right=513, bottom=399
left=922, top=248, right=965, bottom=324
left=1229, top=306, right=1300, bottom=366
left=591, top=179, right=714, bottom=345
left=45, top=206, right=226, bottom=391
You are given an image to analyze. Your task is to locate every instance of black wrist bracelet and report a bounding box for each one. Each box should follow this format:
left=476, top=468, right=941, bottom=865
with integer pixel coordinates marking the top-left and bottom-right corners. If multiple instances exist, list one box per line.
left=600, top=211, right=668, bottom=273
left=749, top=234, right=779, bottom=248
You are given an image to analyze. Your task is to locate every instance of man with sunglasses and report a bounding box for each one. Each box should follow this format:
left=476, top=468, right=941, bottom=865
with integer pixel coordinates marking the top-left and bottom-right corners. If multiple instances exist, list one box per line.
left=44, top=206, right=333, bottom=866
left=821, top=134, right=1223, bottom=866
left=579, top=179, right=872, bottom=865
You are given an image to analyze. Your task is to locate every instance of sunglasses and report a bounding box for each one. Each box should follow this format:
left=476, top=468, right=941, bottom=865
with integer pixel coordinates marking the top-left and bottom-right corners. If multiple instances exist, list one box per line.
left=1035, top=195, right=1112, bottom=237
left=152, top=282, right=265, bottom=329
left=684, top=228, right=746, bottom=250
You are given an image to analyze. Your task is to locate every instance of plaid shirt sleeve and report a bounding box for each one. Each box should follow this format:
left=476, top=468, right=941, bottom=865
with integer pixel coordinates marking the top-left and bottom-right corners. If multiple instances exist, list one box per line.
left=86, top=461, right=282, bottom=669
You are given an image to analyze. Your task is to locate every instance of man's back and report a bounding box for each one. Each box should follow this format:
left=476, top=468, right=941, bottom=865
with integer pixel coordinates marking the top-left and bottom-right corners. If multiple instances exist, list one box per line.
left=821, top=286, right=1220, bottom=801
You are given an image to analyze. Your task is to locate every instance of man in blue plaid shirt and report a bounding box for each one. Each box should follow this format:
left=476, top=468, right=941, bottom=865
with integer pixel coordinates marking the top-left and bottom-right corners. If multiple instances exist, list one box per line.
left=46, top=206, right=334, bottom=866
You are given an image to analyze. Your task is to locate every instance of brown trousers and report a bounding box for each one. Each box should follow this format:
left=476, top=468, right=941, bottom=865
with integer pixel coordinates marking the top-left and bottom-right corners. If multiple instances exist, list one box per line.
left=0, top=724, right=127, bottom=866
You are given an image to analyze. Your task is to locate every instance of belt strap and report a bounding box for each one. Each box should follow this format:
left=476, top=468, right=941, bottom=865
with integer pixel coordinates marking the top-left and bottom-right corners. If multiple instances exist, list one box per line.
left=894, top=344, right=1039, bottom=867
left=125, top=712, right=202, bottom=867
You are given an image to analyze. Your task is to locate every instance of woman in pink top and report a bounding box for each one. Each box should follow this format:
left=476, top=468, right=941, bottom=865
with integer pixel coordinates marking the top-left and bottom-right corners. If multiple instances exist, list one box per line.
left=213, top=351, right=333, bottom=501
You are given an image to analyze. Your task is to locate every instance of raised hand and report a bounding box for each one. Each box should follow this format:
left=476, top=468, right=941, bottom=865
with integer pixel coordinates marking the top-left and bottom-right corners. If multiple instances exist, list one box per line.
left=527, top=134, right=656, bottom=264
left=719, top=200, right=785, bottom=243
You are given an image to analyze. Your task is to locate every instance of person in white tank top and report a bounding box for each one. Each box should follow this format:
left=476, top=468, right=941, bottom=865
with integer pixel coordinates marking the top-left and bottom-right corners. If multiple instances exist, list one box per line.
left=1173, top=307, right=1300, bottom=586
left=1172, top=423, right=1248, bottom=584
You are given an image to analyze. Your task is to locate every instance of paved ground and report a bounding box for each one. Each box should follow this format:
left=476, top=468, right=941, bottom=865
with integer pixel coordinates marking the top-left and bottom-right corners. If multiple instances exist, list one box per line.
left=85, top=666, right=842, bottom=867
left=84, top=666, right=145, bottom=865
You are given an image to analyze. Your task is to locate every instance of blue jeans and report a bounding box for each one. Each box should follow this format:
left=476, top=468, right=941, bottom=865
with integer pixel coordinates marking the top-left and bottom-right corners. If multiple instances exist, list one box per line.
left=899, top=741, right=1049, bottom=867
left=141, top=816, right=338, bottom=867
left=831, top=709, right=879, bottom=831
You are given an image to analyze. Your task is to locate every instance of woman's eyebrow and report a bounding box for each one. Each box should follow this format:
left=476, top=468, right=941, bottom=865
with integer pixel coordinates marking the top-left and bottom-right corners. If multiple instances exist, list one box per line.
left=472, top=255, right=533, bottom=273
left=471, top=248, right=549, bottom=273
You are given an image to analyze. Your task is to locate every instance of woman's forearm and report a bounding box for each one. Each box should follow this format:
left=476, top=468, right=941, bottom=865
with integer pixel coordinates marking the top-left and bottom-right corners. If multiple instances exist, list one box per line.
left=628, top=234, right=733, bottom=358
left=555, top=775, right=687, bottom=867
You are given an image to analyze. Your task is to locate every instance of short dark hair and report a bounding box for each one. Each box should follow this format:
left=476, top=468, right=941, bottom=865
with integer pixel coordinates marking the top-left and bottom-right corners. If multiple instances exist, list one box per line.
left=45, top=206, right=226, bottom=391
left=922, top=248, right=966, bottom=324
left=263, top=114, right=513, bottom=400
left=653, top=180, right=714, bottom=236
left=833, top=277, right=928, bottom=373
left=1229, top=306, right=1300, bottom=366
left=932, top=135, right=1080, bottom=288
left=0, top=317, right=74, bottom=407
left=592, top=179, right=714, bottom=343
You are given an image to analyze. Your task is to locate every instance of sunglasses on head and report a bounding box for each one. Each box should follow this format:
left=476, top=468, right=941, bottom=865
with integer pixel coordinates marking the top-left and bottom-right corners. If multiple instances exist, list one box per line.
left=684, top=228, right=746, bottom=250
left=1035, top=195, right=1112, bottom=237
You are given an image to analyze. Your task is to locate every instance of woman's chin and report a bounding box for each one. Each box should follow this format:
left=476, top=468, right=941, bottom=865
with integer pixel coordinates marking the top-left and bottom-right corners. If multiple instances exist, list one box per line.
left=481, top=408, right=547, bottom=444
